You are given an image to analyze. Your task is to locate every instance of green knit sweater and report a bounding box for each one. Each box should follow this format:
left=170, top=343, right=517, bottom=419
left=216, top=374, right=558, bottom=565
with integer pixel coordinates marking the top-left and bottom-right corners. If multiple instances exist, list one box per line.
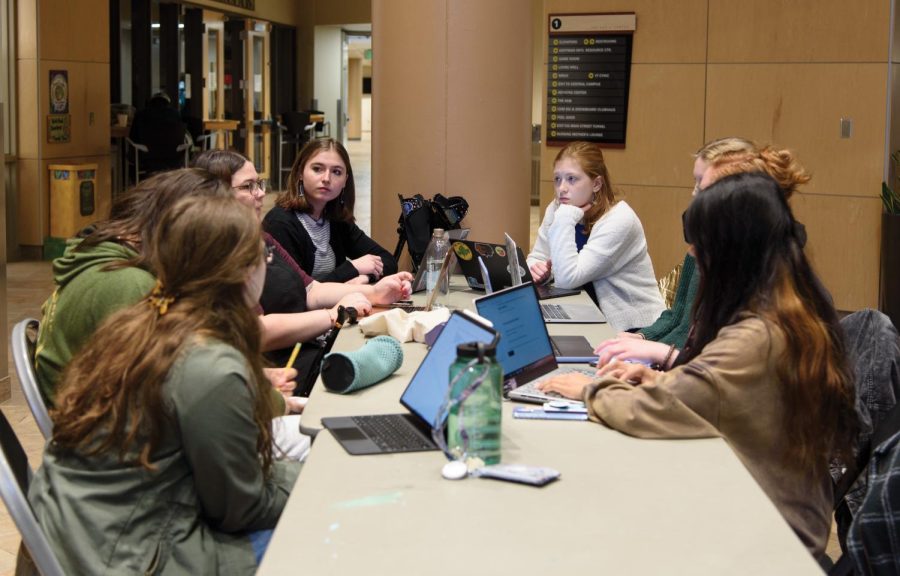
left=638, top=253, right=698, bottom=348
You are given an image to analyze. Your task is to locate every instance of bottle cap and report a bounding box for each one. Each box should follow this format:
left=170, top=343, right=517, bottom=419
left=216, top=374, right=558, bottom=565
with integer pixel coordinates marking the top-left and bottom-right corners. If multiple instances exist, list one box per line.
left=432, top=228, right=445, bottom=237
left=456, top=341, right=497, bottom=359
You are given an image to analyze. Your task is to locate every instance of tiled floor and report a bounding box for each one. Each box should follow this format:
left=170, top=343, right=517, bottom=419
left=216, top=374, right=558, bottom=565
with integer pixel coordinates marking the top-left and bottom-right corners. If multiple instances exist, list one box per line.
left=0, top=132, right=841, bottom=573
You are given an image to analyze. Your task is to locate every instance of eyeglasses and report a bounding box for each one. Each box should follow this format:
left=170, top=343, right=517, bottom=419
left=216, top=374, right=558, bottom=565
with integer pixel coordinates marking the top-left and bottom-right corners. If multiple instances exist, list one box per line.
left=234, top=179, right=267, bottom=195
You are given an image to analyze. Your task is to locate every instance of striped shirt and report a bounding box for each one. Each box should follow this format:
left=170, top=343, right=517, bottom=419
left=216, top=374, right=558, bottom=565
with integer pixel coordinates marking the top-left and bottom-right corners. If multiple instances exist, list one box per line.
left=296, top=212, right=336, bottom=280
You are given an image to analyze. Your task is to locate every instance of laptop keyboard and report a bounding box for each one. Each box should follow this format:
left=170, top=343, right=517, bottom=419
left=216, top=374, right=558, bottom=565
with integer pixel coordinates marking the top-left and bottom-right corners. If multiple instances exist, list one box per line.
left=513, top=367, right=597, bottom=400
left=541, top=303, right=572, bottom=320
left=351, top=415, right=434, bottom=452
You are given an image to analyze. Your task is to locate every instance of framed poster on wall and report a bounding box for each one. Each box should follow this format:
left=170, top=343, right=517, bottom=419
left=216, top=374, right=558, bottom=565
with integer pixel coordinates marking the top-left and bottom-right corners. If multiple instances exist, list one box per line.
left=546, top=13, right=635, bottom=147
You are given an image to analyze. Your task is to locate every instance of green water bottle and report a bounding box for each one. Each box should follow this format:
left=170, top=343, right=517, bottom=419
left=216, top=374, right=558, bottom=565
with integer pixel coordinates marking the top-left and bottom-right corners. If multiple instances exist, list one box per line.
left=447, top=341, right=503, bottom=465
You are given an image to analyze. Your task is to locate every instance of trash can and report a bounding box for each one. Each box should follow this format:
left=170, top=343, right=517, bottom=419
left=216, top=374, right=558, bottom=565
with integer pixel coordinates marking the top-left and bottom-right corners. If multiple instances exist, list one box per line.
left=48, top=164, right=97, bottom=239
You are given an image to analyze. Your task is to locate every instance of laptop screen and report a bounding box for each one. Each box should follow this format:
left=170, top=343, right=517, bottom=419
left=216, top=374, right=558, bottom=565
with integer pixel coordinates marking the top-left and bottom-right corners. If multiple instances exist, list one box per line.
left=474, top=283, right=558, bottom=388
left=399, top=312, right=497, bottom=427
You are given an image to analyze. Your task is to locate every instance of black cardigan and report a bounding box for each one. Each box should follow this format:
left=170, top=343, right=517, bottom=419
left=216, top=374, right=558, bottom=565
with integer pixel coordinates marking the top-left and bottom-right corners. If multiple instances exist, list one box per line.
left=262, top=205, right=398, bottom=283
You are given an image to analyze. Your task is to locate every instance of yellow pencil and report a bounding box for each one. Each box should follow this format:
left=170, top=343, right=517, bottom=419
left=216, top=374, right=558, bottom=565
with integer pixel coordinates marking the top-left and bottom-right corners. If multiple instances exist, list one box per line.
left=285, top=342, right=301, bottom=369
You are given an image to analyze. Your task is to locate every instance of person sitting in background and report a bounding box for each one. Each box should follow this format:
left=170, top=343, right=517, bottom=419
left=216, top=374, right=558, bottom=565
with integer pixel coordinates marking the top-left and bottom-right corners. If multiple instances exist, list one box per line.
left=537, top=172, right=858, bottom=558
left=193, top=149, right=412, bottom=375
left=525, top=140, right=664, bottom=332
left=129, top=91, right=188, bottom=174
left=263, top=137, right=398, bottom=284
left=594, top=138, right=812, bottom=366
left=30, top=195, right=300, bottom=573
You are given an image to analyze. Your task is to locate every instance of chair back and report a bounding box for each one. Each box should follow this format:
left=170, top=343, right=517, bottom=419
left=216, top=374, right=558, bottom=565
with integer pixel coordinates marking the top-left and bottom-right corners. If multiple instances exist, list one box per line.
left=0, top=409, right=65, bottom=576
left=11, top=319, right=52, bottom=440
left=282, top=111, right=312, bottom=137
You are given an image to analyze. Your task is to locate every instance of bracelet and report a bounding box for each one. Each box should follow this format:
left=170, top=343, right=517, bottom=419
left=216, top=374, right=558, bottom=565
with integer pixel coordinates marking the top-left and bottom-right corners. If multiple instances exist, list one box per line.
left=662, top=344, right=677, bottom=370
left=636, top=332, right=646, bottom=340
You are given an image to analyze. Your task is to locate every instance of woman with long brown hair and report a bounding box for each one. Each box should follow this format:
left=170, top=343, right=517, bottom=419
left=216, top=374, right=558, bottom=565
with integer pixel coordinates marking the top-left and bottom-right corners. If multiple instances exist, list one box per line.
left=263, top=137, right=397, bottom=283
left=538, top=172, right=857, bottom=558
left=525, top=140, right=664, bottom=331
left=30, top=195, right=299, bottom=573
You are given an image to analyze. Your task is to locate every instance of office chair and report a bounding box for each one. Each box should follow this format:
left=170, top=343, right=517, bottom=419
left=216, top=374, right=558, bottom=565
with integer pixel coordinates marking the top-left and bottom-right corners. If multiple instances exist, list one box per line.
left=0, top=408, right=65, bottom=576
left=11, top=319, right=52, bottom=440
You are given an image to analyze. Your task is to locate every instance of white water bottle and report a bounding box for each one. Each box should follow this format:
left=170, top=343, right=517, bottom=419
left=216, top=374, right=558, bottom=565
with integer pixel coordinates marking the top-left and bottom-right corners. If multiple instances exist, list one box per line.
left=423, top=228, right=449, bottom=307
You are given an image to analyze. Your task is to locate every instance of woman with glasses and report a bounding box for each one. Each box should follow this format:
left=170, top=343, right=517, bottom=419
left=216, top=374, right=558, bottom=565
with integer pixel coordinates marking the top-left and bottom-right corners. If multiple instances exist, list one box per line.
left=193, top=150, right=412, bottom=384
left=538, top=172, right=857, bottom=559
left=263, top=138, right=398, bottom=284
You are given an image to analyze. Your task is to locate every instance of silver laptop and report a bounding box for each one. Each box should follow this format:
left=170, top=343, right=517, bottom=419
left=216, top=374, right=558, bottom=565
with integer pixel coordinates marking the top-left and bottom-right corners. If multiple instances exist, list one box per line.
left=474, top=283, right=595, bottom=404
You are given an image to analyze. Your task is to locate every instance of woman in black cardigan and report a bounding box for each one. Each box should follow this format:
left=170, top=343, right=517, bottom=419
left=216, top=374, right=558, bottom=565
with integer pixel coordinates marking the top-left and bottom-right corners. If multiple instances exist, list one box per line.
left=263, top=138, right=397, bottom=283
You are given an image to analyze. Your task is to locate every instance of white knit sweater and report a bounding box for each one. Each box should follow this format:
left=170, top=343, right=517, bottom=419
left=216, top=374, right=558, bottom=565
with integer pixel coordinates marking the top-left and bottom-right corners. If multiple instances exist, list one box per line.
left=527, top=201, right=665, bottom=331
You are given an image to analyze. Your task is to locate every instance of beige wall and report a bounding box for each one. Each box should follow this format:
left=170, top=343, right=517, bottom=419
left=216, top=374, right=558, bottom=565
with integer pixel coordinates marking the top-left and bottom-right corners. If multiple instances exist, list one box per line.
left=539, top=0, right=892, bottom=311
left=0, top=106, right=8, bottom=401
left=347, top=57, right=363, bottom=139
left=16, top=0, right=111, bottom=247
left=371, top=0, right=533, bottom=259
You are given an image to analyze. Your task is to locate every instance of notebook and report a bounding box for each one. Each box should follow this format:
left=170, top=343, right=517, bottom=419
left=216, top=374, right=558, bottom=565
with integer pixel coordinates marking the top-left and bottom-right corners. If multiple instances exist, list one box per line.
left=474, top=283, right=597, bottom=404
left=322, top=311, right=498, bottom=455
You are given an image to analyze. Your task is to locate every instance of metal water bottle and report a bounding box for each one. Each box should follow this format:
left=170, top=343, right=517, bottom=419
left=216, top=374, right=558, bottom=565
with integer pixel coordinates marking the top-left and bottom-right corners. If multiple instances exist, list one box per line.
left=447, top=341, right=503, bottom=464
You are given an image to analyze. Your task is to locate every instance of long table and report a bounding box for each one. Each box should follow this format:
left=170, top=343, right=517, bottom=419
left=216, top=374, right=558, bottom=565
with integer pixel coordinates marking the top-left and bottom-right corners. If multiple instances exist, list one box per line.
left=259, top=284, right=822, bottom=575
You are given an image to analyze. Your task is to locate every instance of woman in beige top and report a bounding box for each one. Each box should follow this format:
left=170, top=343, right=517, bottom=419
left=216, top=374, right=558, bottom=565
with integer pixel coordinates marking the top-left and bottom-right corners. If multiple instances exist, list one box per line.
left=538, top=172, right=858, bottom=559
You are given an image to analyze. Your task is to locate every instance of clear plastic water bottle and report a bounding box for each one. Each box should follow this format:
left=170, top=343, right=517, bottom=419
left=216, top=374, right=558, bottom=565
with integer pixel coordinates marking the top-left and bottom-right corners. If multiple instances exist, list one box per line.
left=423, top=228, right=449, bottom=307
left=447, top=341, right=503, bottom=465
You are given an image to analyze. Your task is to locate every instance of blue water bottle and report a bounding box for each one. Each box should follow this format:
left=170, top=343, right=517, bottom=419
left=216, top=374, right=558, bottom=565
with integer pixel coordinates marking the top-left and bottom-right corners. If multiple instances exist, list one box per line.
left=447, top=341, right=503, bottom=465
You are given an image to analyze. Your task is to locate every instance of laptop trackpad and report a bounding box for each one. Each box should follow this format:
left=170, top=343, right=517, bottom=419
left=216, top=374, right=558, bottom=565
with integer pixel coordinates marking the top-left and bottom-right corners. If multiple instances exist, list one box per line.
left=331, top=426, right=368, bottom=442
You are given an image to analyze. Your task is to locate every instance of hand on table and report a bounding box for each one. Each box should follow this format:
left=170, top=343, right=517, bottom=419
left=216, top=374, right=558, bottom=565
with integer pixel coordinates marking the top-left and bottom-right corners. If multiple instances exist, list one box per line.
left=369, top=272, right=413, bottom=305
left=351, top=254, right=384, bottom=278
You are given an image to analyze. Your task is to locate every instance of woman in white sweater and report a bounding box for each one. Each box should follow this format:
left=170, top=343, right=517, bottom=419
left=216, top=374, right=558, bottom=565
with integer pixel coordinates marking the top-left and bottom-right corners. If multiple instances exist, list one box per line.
left=527, top=141, right=664, bottom=331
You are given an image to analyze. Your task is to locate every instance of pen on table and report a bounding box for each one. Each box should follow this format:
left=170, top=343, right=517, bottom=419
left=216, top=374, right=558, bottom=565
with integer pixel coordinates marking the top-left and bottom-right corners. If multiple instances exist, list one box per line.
left=285, top=342, right=301, bottom=369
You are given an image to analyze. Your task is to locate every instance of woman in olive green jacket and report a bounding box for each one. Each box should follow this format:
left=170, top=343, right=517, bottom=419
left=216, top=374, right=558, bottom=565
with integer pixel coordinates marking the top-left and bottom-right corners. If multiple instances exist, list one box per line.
left=29, top=195, right=300, bottom=574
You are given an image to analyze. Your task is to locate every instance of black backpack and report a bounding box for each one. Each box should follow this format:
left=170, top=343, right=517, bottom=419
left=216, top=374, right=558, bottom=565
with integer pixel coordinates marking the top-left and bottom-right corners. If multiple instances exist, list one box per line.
left=393, top=193, right=469, bottom=270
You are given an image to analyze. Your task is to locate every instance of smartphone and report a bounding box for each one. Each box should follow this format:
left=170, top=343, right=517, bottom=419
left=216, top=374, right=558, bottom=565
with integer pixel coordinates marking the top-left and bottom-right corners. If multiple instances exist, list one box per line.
left=474, top=464, right=561, bottom=487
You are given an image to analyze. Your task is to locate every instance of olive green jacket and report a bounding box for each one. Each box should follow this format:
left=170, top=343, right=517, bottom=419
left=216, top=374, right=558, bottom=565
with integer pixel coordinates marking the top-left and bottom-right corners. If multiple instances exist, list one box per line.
left=29, top=342, right=301, bottom=575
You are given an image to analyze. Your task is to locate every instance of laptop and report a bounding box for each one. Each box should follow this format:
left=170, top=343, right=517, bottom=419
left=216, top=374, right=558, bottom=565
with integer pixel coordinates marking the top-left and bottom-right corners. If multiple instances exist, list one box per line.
left=474, top=283, right=597, bottom=404
left=322, top=311, right=498, bottom=455
left=451, top=237, right=583, bottom=301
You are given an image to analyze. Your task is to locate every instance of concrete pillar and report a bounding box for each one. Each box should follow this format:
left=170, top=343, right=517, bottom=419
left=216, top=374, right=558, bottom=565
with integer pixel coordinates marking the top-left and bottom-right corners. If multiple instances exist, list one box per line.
left=371, top=0, right=533, bottom=256
left=347, top=57, right=363, bottom=140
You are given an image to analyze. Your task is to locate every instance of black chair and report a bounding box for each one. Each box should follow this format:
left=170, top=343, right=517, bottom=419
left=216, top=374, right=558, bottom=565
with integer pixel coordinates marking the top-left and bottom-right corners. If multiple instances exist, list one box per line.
left=0, top=408, right=65, bottom=576
left=277, top=112, right=316, bottom=189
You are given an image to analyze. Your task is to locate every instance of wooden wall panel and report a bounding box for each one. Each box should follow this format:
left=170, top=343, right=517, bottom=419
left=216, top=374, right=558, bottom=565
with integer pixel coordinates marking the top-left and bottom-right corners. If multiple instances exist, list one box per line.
left=16, top=159, right=42, bottom=245
left=445, top=0, right=532, bottom=245
left=543, top=0, right=708, bottom=63
left=791, top=194, right=882, bottom=310
left=618, top=184, right=693, bottom=281
left=40, top=0, right=108, bottom=62
left=708, top=0, right=890, bottom=63
left=16, top=60, right=38, bottom=159
left=371, top=0, right=448, bottom=248
left=541, top=64, right=706, bottom=207
left=705, top=63, right=886, bottom=199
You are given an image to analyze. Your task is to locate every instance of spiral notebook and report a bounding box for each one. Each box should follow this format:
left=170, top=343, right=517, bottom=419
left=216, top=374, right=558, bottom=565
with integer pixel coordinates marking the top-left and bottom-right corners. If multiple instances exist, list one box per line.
left=322, top=311, right=497, bottom=455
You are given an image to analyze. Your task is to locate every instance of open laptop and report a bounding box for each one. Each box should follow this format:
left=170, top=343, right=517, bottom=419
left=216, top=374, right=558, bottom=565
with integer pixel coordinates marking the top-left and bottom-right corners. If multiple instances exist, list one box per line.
left=451, top=238, right=581, bottom=301
left=474, top=283, right=597, bottom=404
left=322, top=311, right=498, bottom=455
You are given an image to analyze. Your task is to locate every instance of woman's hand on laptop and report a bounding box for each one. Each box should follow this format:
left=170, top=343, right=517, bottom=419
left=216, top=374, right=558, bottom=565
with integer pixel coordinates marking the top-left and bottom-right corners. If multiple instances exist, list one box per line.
left=596, top=360, right=657, bottom=386
left=529, top=260, right=552, bottom=284
left=594, top=337, right=670, bottom=368
left=536, top=372, right=594, bottom=400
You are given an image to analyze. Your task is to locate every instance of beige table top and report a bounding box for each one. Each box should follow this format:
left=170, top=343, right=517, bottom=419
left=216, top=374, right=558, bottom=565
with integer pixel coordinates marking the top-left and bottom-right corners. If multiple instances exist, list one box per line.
left=259, top=283, right=821, bottom=575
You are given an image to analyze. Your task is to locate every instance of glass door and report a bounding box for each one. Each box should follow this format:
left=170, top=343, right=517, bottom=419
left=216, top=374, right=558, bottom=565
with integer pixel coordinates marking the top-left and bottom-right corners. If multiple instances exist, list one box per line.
left=203, top=18, right=224, bottom=122
left=245, top=21, right=271, bottom=178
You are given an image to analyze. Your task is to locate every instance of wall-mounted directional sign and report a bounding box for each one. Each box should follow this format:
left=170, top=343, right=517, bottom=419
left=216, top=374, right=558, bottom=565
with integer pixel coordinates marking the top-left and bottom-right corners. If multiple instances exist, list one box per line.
left=547, top=13, right=635, bottom=147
